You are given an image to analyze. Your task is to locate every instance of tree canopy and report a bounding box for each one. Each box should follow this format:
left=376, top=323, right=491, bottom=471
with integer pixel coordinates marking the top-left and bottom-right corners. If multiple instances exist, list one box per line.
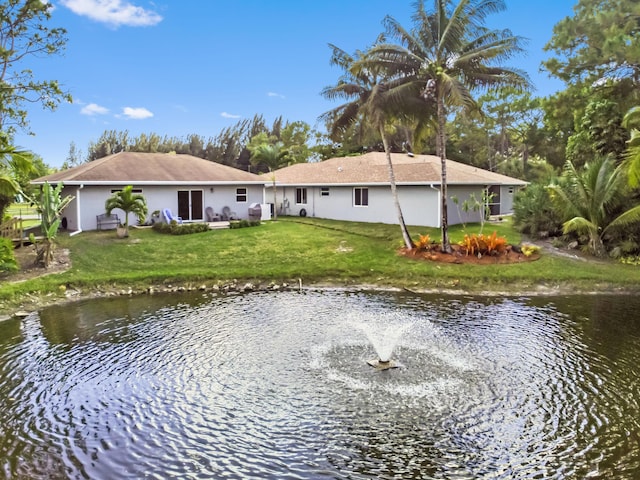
left=0, top=0, right=71, bottom=134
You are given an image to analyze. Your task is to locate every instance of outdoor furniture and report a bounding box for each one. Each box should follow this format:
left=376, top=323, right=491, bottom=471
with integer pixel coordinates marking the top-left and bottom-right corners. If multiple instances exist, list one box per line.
left=162, top=208, right=183, bottom=224
left=205, top=206, right=220, bottom=222
left=221, top=206, right=237, bottom=221
left=248, top=203, right=262, bottom=220
left=96, top=213, right=120, bottom=230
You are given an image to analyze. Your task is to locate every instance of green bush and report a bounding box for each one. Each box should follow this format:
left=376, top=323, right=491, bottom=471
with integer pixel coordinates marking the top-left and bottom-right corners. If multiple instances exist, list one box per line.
left=229, top=220, right=261, bottom=229
left=152, top=221, right=210, bottom=235
left=0, top=238, right=18, bottom=273
left=513, top=183, right=562, bottom=237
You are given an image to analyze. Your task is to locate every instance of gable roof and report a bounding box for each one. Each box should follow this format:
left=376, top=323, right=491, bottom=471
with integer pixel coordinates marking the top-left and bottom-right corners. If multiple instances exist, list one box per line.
left=33, top=152, right=266, bottom=185
left=271, top=152, right=527, bottom=186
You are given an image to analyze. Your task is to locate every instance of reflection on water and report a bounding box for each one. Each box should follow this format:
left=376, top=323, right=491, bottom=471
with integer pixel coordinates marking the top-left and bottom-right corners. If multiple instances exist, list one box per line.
left=1, top=291, right=640, bottom=479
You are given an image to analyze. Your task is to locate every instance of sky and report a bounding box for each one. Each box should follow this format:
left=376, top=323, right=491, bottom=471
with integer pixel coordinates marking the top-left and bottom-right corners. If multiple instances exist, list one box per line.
left=14, top=0, right=577, bottom=168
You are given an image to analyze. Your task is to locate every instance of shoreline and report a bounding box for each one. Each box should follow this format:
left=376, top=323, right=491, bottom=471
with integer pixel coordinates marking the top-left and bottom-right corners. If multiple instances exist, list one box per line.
left=4, top=278, right=639, bottom=323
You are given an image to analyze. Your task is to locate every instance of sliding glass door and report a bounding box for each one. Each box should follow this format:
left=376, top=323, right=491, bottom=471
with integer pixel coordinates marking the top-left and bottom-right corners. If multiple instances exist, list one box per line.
left=177, top=190, right=203, bottom=221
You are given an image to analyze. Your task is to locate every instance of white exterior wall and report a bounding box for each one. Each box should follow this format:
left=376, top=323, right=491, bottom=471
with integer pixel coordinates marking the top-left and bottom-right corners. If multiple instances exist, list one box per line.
left=447, top=185, right=486, bottom=225
left=60, top=184, right=264, bottom=231
left=266, top=183, right=517, bottom=227
left=269, top=185, right=442, bottom=227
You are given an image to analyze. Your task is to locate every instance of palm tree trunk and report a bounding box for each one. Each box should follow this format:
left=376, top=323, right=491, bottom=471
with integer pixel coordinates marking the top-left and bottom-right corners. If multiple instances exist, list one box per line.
left=380, top=126, right=413, bottom=249
left=437, top=96, right=452, bottom=253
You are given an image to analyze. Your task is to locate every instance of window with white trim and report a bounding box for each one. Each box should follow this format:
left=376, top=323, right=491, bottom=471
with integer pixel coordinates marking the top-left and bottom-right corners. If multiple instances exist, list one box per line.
left=296, top=188, right=307, bottom=204
left=236, top=188, right=247, bottom=202
left=320, top=187, right=330, bottom=196
left=354, top=187, right=368, bottom=207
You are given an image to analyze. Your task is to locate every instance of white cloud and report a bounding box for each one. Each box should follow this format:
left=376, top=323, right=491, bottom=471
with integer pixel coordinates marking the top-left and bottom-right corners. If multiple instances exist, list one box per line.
left=80, top=103, right=109, bottom=115
left=122, top=107, right=153, bottom=119
left=60, top=0, right=163, bottom=27
left=267, top=92, right=285, bottom=99
left=221, top=112, right=241, bottom=119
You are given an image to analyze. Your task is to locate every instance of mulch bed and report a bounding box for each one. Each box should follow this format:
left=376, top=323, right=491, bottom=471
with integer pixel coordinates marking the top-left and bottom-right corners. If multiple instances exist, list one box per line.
left=400, top=244, right=540, bottom=265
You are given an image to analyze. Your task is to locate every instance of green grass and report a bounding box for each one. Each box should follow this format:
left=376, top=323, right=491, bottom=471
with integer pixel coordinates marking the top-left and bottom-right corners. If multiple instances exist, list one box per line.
left=5, top=203, right=40, bottom=228
left=1, top=217, right=639, bottom=314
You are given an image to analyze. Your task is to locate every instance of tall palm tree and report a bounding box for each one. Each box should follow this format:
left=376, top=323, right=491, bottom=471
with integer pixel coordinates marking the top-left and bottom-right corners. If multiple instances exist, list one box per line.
left=248, top=140, right=288, bottom=221
left=548, top=157, right=640, bottom=257
left=105, top=185, right=148, bottom=237
left=363, top=0, right=529, bottom=252
left=320, top=44, right=415, bottom=249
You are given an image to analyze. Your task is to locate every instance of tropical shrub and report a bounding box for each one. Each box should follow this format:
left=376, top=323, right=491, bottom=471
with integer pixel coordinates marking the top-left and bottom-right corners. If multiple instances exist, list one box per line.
left=413, top=234, right=434, bottom=251
left=458, top=232, right=508, bottom=257
left=152, top=221, right=210, bottom=235
left=0, top=237, right=17, bottom=273
left=29, top=182, right=74, bottom=267
left=512, top=183, right=562, bottom=237
left=548, top=157, right=640, bottom=257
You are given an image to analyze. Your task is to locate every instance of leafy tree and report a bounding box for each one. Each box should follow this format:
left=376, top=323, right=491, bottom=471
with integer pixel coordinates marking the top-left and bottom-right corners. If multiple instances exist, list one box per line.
left=62, top=141, right=84, bottom=170
left=320, top=43, right=414, bottom=249
left=0, top=0, right=71, bottom=133
left=543, top=0, right=640, bottom=86
left=87, top=130, right=131, bottom=161
left=28, top=182, right=74, bottom=267
left=105, top=185, right=148, bottom=237
left=548, top=157, right=640, bottom=257
left=364, top=0, right=529, bottom=252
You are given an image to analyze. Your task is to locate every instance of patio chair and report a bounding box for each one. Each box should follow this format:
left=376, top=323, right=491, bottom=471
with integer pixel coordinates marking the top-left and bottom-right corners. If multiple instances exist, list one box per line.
left=221, top=206, right=237, bottom=221
left=162, top=208, right=183, bottom=224
left=205, top=206, right=220, bottom=222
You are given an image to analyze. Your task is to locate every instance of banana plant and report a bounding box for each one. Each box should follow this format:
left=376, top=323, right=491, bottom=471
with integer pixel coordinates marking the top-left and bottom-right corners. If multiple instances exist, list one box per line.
left=28, top=182, right=74, bottom=267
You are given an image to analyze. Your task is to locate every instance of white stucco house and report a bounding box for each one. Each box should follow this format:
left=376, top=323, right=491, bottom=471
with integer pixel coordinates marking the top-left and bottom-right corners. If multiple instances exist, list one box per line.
left=31, top=152, right=270, bottom=232
left=268, top=152, right=527, bottom=227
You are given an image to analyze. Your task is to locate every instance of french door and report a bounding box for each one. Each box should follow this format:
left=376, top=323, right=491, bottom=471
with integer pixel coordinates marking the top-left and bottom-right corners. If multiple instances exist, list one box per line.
left=177, top=190, right=203, bottom=221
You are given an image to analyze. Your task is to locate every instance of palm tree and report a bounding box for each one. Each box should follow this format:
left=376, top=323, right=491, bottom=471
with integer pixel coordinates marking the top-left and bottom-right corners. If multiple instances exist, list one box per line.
left=248, top=139, right=289, bottom=221
left=363, top=0, right=529, bottom=252
left=105, top=185, right=148, bottom=237
left=320, top=44, right=414, bottom=249
left=548, top=157, right=640, bottom=257
left=0, top=135, right=36, bottom=217
left=622, top=106, right=640, bottom=187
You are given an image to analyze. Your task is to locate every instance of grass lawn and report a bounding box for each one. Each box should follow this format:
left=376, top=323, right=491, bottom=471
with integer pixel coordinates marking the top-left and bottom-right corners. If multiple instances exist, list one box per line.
left=1, top=217, right=639, bottom=314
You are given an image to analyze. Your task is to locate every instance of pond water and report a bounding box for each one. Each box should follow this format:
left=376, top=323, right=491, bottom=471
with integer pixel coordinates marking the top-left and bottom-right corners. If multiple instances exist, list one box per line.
left=0, top=290, right=639, bottom=479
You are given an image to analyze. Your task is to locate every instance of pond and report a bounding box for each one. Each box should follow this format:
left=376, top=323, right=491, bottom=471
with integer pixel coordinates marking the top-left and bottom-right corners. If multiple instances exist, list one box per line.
left=0, top=290, right=639, bottom=479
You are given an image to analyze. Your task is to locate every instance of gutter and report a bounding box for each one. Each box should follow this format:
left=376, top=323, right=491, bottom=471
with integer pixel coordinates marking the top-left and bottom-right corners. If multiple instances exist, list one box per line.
left=70, top=184, right=84, bottom=235
left=429, top=183, right=441, bottom=228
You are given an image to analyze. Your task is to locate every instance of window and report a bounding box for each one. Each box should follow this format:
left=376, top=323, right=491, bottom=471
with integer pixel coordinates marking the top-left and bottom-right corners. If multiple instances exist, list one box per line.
left=354, top=187, right=368, bottom=207
left=236, top=188, right=247, bottom=202
left=320, top=187, right=330, bottom=197
left=296, top=188, right=307, bottom=204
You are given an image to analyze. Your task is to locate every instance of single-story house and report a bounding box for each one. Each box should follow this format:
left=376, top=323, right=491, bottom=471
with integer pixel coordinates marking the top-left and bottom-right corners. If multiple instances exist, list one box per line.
left=267, top=152, right=527, bottom=227
left=31, top=152, right=270, bottom=232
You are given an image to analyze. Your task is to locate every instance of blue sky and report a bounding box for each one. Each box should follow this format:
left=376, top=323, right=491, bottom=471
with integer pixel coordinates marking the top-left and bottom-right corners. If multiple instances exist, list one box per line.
left=15, top=0, right=576, bottom=168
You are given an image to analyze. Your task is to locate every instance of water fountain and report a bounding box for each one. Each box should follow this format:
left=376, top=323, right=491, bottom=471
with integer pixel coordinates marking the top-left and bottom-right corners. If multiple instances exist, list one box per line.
left=1, top=290, right=639, bottom=479
left=354, top=321, right=413, bottom=370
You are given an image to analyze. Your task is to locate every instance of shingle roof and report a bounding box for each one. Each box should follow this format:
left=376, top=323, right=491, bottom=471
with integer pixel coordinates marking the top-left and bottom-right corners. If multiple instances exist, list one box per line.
left=33, top=152, right=266, bottom=184
left=271, top=151, right=527, bottom=186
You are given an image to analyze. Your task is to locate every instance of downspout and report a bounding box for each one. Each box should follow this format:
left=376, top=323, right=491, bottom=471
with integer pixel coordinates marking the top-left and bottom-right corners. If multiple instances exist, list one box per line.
left=429, top=184, right=440, bottom=228
left=69, top=184, right=84, bottom=236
